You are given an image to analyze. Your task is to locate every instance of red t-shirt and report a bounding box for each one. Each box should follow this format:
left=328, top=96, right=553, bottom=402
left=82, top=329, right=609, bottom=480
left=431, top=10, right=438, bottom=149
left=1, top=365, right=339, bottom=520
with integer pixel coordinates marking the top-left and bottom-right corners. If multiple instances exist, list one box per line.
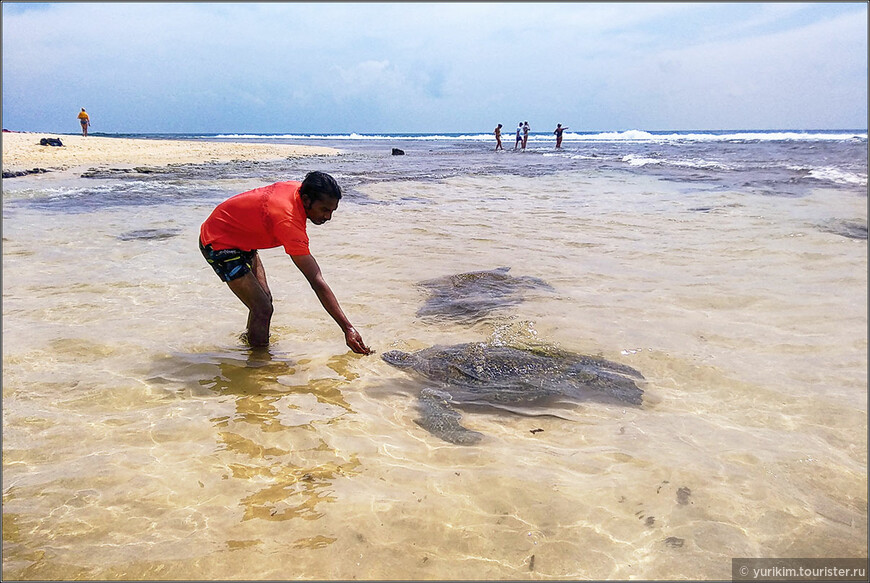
left=200, top=181, right=310, bottom=255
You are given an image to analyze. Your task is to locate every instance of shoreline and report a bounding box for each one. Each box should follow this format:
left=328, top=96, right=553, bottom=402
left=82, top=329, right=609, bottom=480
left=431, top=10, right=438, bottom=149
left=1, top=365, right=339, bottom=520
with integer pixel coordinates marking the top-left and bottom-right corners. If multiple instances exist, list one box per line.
left=1, top=132, right=339, bottom=175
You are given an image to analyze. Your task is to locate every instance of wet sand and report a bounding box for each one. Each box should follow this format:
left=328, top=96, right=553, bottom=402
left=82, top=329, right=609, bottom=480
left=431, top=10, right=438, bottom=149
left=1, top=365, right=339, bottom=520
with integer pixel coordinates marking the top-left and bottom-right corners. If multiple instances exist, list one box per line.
left=1, top=132, right=338, bottom=174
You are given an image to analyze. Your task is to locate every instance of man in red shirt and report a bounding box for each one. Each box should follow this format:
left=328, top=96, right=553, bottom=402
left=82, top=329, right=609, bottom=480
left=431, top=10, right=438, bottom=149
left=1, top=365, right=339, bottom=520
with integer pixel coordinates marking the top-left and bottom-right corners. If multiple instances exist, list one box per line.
left=200, top=171, right=371, bottom=353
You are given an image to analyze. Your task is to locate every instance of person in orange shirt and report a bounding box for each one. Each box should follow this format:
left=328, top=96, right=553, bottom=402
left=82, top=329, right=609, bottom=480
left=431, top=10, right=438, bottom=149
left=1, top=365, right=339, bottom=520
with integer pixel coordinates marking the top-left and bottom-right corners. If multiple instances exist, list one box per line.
left=77, top=108, right=90, bottom=136
left=199, top=171, right=371, bottom=353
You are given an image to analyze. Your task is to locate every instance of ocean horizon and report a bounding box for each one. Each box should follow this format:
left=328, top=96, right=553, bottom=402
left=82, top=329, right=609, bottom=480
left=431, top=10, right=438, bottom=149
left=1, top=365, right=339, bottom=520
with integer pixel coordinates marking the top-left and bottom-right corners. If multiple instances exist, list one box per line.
left=41, top=127, right=869, bottom=142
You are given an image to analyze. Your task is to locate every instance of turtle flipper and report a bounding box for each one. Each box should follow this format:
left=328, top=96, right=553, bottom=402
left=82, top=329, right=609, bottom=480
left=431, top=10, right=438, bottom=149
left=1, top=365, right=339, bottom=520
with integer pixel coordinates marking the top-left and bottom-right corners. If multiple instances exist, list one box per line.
left=415, top=388, right=483, bottom=445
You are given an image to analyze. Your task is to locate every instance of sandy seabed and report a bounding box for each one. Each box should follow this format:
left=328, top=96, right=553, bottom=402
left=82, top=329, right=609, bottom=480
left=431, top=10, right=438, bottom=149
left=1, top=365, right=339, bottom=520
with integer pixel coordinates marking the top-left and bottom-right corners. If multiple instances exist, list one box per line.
left=2, top=134, right=866, bottom=580
left=1, top=132, right=338, bottom=173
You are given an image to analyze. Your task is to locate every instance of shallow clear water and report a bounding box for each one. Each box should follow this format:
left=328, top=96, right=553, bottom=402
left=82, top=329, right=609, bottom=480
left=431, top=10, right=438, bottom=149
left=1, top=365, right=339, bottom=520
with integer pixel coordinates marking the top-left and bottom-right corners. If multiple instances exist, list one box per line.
left=2, top=135, right=867, bottom=579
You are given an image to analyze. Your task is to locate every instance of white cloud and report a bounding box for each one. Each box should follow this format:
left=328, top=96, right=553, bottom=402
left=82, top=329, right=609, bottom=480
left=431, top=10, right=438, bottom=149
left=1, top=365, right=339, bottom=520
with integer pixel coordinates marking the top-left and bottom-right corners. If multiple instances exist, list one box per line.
left=2, top=2, right=866, bottom=132
left=613, top=10, right=868, bottom=128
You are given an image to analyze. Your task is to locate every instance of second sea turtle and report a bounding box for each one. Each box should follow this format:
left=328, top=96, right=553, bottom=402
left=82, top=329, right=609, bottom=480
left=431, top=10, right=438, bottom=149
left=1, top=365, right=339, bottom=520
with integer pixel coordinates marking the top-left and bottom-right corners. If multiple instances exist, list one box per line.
left=416, top=267, right=555, bottom=323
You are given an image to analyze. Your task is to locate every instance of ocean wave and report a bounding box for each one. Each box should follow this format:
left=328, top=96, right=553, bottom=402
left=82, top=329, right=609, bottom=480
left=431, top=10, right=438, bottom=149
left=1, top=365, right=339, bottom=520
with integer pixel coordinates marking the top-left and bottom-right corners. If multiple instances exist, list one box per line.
left=563, top=130, right=868, bottom=142
left=621, top=154, right=733, bottom=170
left=622, top=154, right=661, bottom=167
left=211, top=132, right=496, bottom=141
left=805, top=166, right=868, bottom=186
left=209, top=130, right=868, bottom=143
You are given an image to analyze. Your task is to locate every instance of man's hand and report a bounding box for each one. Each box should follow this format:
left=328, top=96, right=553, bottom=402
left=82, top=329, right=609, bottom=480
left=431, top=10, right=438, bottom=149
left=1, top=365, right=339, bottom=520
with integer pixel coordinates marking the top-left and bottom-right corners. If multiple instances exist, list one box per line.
left=345, top=326, right=372, bottom=355
left=291, top=254, right=372, bottom=355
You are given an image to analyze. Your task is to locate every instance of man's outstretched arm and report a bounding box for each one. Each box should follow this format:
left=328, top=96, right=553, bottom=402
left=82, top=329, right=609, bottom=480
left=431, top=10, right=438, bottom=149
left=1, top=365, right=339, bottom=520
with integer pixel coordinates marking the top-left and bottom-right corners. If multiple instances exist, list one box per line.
left=291, top=253, right=372, bottom=354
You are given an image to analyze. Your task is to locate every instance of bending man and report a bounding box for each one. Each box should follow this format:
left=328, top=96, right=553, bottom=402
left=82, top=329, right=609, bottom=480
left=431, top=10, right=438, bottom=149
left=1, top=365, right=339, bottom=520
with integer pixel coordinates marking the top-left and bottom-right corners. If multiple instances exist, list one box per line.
left=199, top=171, right=371, bottom=354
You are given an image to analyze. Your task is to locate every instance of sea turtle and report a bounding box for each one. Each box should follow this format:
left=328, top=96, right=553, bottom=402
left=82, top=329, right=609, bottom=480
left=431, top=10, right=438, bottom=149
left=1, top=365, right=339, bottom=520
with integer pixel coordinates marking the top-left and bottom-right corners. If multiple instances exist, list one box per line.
left=416, top=267, right=555, bottom=323
left=382, top=342, right=644, bottom=445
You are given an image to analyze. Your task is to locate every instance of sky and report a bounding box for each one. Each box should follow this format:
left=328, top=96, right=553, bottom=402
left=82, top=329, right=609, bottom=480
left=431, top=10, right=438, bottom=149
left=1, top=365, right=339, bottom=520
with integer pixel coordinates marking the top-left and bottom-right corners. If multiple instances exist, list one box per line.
left=2, top=2, right=867, bottom=133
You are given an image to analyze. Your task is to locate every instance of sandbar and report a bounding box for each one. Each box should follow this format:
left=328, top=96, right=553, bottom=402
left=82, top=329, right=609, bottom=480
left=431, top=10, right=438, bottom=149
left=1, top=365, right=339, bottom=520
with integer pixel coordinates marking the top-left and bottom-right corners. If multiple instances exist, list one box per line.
left=1, top=132, right=339, bottom=174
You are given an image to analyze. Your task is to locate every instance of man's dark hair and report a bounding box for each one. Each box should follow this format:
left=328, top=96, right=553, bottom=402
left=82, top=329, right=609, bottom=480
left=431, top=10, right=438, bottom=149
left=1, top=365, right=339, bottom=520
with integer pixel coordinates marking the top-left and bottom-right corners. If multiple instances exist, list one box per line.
left=300, top=171, right=342, bottom=202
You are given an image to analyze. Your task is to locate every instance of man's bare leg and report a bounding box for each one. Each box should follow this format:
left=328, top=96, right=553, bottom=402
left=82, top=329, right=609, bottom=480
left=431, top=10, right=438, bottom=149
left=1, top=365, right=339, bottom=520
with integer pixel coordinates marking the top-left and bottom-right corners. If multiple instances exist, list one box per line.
left=227, top=264, right=273, bottom=347
left=250, top=252, right=272, bottom=303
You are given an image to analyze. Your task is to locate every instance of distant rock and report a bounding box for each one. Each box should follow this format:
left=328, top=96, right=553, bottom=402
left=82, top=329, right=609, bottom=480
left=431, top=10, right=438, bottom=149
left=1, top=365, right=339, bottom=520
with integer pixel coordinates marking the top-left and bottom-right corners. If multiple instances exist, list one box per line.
left=391, top=148, right=405, bottom=156
left=817, top=219, right=868, bottom=240
left=116, top=228, right=183, bottom=241
left=39, top=137, right=64, bottom=147
left=3, top=168, right=50, bottom=178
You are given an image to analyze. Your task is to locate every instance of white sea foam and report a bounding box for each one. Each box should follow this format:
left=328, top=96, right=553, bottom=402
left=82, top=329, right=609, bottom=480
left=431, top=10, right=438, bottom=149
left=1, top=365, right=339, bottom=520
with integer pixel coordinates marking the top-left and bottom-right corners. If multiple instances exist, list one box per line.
left=621, top=154, right=733, bottom=170
left=622, top=154, right=661, bottom=167
left=806, top=166, right=868, bottom=186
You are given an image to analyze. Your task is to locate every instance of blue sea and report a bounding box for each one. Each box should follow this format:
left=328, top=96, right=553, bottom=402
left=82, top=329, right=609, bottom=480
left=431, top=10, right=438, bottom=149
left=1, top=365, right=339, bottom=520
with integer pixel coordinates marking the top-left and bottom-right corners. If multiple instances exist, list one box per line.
left=8, top=128, right=865, bottom=212
left=2, top=128, right=867, bottom=579
left=107, top=128, right=870, bottom=193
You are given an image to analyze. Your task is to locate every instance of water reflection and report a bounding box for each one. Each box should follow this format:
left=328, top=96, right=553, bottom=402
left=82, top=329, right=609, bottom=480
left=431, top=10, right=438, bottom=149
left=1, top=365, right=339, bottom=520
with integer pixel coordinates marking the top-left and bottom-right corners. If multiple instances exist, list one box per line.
left=233, top=454, right=361, bottom=522
left=149, top=346, right=362, bottom=525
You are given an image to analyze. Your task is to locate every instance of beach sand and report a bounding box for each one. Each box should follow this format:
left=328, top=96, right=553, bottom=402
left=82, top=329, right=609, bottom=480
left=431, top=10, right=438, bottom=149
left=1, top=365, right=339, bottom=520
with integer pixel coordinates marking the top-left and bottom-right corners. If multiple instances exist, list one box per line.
left=1, top=132, right=338, bottom=174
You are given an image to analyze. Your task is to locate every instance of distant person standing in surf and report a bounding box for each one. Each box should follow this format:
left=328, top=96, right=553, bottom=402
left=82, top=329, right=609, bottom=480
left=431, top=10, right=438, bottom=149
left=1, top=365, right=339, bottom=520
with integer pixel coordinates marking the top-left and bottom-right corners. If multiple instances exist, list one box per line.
left=554, top=123, right=569, bottom=149
left=522, top=121, right=530, bottom=150
left=494, top=124, right=504, bottom=151
left=514, top=123, right=523, bottom=150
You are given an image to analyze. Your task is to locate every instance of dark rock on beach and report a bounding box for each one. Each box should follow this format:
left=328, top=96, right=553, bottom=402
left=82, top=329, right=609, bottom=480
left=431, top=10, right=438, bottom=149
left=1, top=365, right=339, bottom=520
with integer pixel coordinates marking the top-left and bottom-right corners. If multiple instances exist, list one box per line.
left=391, top=148, right=405, bottom=155
left=81, top=166, right=166, bottom=178
left=2, top=168, right=50, bottom=178
left=39, top=137, right=64, bottom=147
left=116, top=228, right=183, bottom=241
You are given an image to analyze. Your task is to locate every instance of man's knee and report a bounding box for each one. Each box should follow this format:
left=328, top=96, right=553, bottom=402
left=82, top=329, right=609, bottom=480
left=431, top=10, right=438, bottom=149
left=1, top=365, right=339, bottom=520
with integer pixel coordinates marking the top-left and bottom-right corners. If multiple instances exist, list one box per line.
left=252, top=300, right=273, bottom=321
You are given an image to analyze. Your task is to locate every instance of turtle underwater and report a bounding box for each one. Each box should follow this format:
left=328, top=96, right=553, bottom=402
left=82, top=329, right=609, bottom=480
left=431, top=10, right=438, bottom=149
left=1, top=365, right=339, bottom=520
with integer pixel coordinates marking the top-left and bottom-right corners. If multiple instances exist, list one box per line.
left=382, top=342, right=645, bottom=445
left=416, top=267, right=555, bottom=323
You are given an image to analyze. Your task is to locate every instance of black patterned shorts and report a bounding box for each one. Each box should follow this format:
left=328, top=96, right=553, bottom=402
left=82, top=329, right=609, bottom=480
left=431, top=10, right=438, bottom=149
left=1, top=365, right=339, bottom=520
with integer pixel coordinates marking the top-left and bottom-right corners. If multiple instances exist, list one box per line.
left=199, top=238, right=256, bottom=282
